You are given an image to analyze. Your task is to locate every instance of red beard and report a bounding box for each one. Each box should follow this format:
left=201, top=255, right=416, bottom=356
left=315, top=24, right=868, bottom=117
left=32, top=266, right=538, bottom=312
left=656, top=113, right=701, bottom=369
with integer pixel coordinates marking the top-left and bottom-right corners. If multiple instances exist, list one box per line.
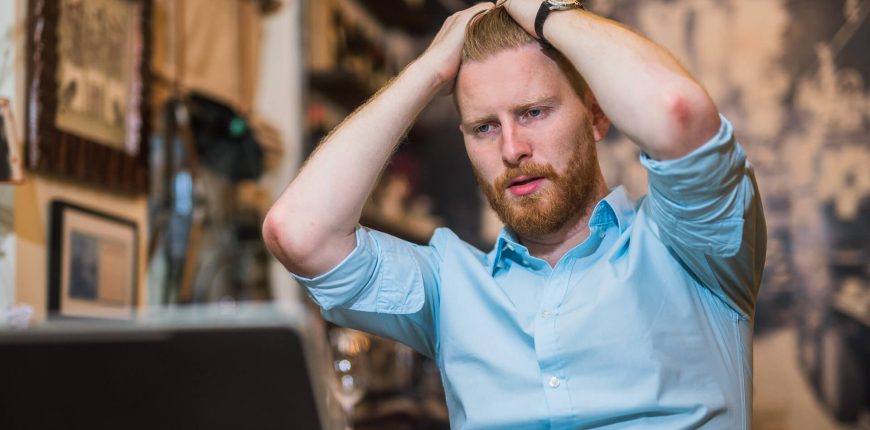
left=474, top=127, right=601, bottom=238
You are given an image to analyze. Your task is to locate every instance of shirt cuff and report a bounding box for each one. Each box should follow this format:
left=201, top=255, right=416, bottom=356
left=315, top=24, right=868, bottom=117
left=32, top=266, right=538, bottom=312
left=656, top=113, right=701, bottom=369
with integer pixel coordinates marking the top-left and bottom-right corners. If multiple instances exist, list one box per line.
left=289, top=227, right=378, bottom=309
left=640, top=114, right=746, bottom=205
left=639, top=114, right=752, bottom=257
left=290, top=227, right=426, bottom=314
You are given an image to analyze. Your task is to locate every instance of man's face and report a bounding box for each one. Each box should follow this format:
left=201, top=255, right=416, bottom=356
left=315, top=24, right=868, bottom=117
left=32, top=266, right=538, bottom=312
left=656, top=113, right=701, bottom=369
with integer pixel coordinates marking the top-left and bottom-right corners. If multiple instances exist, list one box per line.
left=455, top=44, right=606, bottom=238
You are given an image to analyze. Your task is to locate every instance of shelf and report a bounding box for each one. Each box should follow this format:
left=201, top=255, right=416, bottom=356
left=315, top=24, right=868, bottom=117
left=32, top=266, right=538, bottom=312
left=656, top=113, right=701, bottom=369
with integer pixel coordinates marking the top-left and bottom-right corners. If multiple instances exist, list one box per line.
left=355, top=0, right=456, bottom=36
left=833, top=289, right=870, bottom=329
left=308, top=70, right=375, bottom=112
left=361, top=214, right=435, bottom=245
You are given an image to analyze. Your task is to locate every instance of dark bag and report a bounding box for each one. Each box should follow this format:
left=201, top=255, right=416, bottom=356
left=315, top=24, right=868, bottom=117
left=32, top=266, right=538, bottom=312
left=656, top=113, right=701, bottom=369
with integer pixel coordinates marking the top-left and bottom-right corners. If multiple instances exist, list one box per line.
left=186, top=92, right=263, bottom=181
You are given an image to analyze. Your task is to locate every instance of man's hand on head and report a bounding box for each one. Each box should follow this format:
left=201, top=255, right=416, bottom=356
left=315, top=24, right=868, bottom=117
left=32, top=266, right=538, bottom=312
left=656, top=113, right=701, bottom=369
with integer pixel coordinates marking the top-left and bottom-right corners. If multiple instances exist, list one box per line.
left=417, top=2, right=495, bottom=96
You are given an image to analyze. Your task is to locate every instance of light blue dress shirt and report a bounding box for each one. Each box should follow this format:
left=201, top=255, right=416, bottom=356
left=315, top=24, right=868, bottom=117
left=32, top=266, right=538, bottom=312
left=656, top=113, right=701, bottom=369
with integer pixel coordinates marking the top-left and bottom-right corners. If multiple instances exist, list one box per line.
left=293, top=115, right=766, bottom=429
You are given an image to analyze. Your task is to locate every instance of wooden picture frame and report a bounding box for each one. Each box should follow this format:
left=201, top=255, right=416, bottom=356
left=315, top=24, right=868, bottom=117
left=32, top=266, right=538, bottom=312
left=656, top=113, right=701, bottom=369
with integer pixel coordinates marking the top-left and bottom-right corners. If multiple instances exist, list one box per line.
left=26, top=0, right=151, bottom=194
left=48, top=200, right=138, bottom=319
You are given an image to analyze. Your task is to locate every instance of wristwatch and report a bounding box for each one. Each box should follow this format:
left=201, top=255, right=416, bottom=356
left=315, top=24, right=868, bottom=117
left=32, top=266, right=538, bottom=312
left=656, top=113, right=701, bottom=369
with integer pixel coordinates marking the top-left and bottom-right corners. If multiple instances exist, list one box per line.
left=534, top=0, right=585, bottom=46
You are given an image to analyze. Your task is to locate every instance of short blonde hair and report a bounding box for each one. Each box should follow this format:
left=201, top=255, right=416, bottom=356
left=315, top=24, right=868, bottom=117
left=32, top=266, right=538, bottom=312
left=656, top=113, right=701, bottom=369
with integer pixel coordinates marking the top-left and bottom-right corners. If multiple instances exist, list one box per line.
left=462, top=6, right=536, bottom=63
left=461, top=7, right=588, bottom=96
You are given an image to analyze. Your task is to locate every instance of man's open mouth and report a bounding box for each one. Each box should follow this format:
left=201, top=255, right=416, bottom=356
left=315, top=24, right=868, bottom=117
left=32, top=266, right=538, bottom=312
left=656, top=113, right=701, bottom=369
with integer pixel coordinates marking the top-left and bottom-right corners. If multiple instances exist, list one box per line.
left=509, top=176, right=544, bottom=188
left=507, top=176, right=545, bottom=196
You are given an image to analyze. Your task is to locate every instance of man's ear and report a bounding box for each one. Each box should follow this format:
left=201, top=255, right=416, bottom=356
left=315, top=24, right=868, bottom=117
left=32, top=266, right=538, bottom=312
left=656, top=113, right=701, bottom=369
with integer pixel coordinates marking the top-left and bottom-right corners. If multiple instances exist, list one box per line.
left=586, top=92, right=610, bottom=142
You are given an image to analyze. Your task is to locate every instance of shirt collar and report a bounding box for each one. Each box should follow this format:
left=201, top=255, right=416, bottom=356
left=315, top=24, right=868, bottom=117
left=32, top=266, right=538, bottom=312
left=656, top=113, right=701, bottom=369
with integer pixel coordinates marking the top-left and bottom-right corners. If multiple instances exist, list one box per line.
left=596, top=185, right=633, bottom=234
left=489, top=229, right=526, bottom=275
left=488, top=186, right=635, bottom=275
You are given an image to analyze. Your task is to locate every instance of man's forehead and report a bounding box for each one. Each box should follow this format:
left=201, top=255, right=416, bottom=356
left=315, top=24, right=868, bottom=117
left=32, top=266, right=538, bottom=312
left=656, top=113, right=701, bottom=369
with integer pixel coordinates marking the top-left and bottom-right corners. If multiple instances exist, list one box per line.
left=455, top=46, right=569, bottom=118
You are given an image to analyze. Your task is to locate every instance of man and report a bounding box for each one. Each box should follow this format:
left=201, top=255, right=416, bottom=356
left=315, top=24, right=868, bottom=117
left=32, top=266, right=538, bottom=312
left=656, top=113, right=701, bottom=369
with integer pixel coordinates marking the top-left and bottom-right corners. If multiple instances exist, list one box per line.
left=264, top=1, right=766, bottom=428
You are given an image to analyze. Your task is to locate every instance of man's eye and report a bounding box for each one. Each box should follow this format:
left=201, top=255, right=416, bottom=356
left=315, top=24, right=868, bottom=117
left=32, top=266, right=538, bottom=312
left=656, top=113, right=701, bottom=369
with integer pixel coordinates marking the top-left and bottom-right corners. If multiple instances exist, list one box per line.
left=475, top=124, right=492, bottom=134
left=524, top=108, right=547, bottom=119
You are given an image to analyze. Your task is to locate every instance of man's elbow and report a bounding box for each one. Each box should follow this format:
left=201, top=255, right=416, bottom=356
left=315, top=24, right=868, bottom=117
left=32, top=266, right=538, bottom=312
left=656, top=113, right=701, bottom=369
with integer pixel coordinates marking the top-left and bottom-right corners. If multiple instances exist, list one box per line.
left=262, top=208, right=315, bottom=271
left=655, top=85, right=721, bottom=160
left=263, top=207, right=356, bottom=277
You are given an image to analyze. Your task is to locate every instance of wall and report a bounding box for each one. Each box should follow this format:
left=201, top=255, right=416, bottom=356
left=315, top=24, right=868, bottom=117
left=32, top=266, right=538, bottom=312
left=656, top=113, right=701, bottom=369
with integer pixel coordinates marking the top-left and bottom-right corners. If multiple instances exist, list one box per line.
left=4, top=0, right=300, bottom=321
left=0, top=0, right=25, bottom=318
left=2, top=0, right=149, bottom=322
left=591, top=0, right=870, bottom=428
left=15, top=179, right=148, bottom=322
left=255, top=0, right=304, bottom=303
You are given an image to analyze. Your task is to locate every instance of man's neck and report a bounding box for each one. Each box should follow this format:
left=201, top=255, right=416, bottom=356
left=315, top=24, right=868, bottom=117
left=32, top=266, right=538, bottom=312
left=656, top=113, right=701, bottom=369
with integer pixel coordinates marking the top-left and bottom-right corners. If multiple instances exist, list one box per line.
left=519, top=179, right=610, bottom=268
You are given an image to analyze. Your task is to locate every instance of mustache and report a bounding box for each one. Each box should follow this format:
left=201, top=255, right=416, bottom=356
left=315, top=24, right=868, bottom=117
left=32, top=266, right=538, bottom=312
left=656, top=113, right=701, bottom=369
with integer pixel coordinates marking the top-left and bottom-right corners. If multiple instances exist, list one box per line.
left=494, top=162, right=559, bottom=191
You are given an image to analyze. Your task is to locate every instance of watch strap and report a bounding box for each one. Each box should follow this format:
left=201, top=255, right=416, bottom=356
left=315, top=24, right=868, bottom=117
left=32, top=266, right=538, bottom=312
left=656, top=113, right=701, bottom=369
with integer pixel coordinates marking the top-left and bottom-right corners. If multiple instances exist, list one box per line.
left=534, top=2, right=550, bottom=45
left=534, top=1, right=585, bottom=47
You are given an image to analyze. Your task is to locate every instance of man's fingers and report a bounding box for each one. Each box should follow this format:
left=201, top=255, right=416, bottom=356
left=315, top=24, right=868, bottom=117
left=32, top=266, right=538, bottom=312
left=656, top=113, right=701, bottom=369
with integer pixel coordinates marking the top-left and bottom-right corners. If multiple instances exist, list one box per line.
left=469, top=7, right=492, bottom=25
left=470, top=2, right=496, bottom=14
left=463, top=2, right=495, bottom=25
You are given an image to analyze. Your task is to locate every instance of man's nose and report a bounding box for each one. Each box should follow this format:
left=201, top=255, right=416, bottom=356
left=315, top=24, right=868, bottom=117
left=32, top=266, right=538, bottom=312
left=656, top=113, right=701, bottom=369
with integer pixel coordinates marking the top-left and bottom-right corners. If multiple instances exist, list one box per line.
left=500, top=123, right=532, bottom=166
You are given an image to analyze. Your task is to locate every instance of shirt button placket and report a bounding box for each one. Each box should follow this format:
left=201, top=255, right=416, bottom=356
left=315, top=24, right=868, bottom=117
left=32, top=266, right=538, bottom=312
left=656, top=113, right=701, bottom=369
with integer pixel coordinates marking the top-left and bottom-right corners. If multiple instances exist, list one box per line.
left=535, top=267, right=573, bottom=419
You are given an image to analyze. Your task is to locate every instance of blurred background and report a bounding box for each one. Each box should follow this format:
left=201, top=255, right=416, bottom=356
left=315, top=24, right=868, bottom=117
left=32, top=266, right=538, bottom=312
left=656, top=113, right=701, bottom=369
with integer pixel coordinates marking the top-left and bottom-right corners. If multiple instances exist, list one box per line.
left=0, top=0, right=867, bottom=429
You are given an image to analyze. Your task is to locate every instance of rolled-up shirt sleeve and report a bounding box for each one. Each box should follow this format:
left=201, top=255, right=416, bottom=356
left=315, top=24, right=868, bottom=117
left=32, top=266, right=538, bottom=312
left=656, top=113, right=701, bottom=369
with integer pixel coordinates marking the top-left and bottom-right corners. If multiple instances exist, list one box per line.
left=290, top=227, right=440, bottom=357
left=640, top=114, right=766, bottom=316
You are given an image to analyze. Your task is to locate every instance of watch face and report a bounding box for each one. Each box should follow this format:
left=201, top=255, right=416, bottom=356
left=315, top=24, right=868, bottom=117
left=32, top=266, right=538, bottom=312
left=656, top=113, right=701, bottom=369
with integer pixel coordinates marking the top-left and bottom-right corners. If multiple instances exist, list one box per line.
left=547, top=0, right=583, bottom=10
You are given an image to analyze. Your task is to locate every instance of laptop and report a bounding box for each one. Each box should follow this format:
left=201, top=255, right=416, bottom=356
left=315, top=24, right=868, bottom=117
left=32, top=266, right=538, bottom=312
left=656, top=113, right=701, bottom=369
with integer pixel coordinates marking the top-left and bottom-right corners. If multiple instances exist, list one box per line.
left=0, top=303, right=344, bottom=430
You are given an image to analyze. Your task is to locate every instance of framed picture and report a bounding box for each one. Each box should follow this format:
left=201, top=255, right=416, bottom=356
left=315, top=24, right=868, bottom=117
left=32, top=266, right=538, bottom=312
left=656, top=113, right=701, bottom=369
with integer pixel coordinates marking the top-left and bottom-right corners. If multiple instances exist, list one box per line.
left=0, top=97, right=25, bottom=183
left=26, top=0, right=151, bottom=194
left=48, top=200, right=138, bottom=320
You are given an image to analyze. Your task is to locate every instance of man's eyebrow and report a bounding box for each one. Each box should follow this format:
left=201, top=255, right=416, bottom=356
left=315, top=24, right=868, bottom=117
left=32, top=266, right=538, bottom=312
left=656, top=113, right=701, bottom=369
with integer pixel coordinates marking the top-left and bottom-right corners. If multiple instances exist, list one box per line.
left=461, top=114, right=498, bottom=132
left=511, top=96, right=559, bottom=114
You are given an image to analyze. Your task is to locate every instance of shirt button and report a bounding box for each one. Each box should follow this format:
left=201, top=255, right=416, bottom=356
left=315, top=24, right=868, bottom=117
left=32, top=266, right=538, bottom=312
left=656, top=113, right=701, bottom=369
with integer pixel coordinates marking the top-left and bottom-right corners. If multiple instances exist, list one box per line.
left=599, top=231, right=606, bottom=238
left=548, top=376, right=561, bottom=388
left=541, top=310, right=552, bottom=318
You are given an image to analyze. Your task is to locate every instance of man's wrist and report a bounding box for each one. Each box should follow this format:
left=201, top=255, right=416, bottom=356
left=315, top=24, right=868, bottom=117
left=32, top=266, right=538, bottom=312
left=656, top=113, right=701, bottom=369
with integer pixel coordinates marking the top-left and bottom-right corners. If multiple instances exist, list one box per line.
left=404, top=57, right=452, bottom=96
left=535, top=0, right=586, bottom=45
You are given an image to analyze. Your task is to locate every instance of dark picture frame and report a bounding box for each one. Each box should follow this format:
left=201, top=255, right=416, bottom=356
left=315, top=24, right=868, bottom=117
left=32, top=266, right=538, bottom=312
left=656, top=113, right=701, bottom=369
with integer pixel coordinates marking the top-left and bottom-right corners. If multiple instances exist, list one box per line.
left=26, top=0, right=151, bottom=194
left=48, top=200, right=139, bottom=319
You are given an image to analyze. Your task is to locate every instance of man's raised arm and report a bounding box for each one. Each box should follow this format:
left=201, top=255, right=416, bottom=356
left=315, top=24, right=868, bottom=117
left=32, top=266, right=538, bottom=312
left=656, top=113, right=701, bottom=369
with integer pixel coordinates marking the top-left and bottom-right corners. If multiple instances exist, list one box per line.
left=500, top=0, right=721, bottom=160
left=263, top=3, right=494, bottom=278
